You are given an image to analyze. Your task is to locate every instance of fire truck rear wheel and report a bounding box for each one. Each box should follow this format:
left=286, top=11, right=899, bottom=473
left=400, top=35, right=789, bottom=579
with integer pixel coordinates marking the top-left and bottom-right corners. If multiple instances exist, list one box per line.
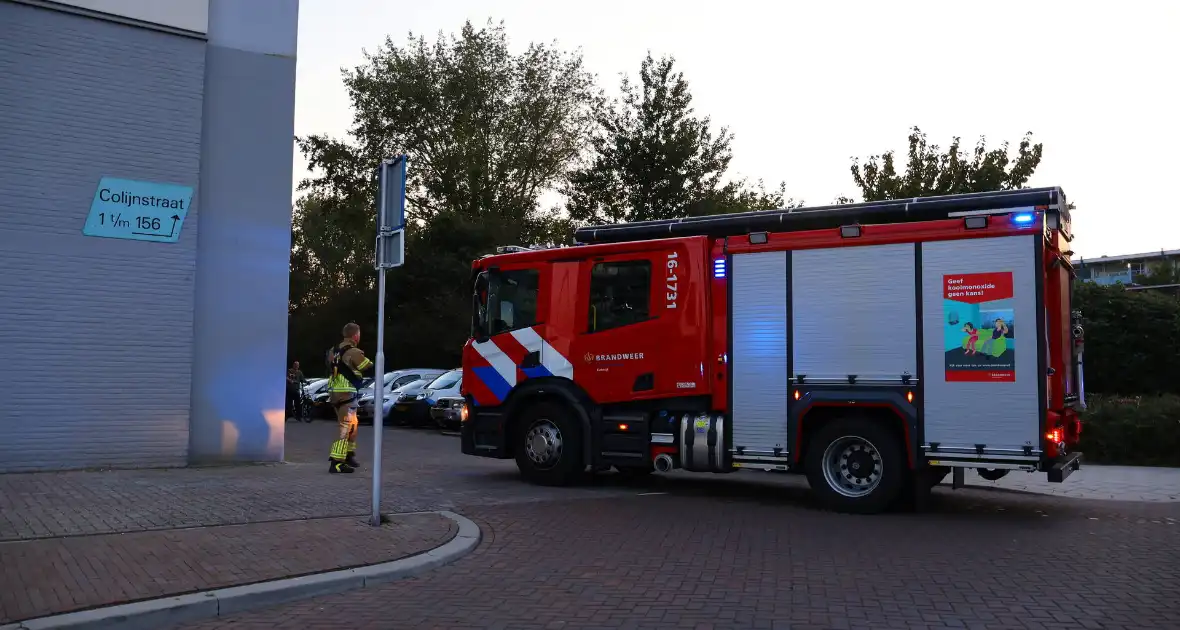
left=976, top=468, right=1009, bottom=481
left=513, top=401, right=585, bottom=487
left=805, top=416, right=906, bottom=514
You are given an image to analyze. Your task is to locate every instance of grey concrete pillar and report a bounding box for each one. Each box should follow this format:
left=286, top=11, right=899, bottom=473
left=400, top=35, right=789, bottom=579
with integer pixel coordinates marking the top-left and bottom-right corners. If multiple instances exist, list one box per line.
left=189, top=0, right=300, bottom=463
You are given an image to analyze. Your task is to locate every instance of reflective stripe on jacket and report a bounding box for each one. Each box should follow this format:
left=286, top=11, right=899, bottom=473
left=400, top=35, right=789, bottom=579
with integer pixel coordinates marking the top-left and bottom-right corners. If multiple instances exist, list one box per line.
left=328, top=341, right=372, bottom=393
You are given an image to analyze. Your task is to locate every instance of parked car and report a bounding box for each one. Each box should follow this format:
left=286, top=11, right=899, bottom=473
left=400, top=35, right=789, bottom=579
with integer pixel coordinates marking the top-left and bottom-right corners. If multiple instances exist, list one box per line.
left=295, top=377, right=329, bottom=420
left=356, top=369, right=448, bottom=425
left=430, top=395, right=466, bottom=431
left=302, top=377, right=329, bottom=397
left=310, top=370, right=431, bottom=421
left=390, top=369, right=460, bottom=428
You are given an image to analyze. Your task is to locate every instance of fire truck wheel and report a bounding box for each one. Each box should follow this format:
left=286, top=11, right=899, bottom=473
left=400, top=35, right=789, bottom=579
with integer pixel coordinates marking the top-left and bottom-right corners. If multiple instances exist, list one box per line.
left=805, top=416, right=906, bottom=514
left=976, top=468, right=1009, bottom=481
left=513, top=401, right=585, bottom=486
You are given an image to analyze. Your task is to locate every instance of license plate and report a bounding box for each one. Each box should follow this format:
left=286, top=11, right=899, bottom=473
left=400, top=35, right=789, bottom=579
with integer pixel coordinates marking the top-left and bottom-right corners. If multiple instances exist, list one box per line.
left=395, top=404, right=408, bottom=411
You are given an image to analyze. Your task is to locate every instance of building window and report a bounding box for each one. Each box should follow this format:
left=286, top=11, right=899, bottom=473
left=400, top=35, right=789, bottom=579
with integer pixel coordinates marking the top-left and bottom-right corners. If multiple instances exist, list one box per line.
left=588, top=260, right=652, bottom=333
left=490, top=269, right=539, bottom=335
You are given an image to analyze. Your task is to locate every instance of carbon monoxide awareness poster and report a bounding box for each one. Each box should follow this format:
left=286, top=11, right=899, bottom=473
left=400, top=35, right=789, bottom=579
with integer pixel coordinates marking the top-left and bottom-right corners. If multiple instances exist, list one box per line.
left=942, top=272, right=1015, bottom=382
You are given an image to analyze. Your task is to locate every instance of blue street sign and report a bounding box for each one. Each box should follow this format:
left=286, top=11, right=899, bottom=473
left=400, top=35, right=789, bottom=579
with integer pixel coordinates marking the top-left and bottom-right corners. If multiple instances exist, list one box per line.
left=82, top=177, right=194, bottom=243
left=377, top=156, right=406, bottom=232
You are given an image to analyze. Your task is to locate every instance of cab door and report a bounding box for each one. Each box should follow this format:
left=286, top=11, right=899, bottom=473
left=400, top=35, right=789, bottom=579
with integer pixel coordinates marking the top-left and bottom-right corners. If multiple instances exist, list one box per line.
left=572, top=242, right=706, bottom=404
left=467, top=263, right=548, bottom=406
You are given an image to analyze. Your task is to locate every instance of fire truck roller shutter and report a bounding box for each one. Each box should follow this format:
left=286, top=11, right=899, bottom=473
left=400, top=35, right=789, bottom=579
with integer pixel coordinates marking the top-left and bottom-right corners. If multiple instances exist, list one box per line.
left=730, top=251, right=790, bottom=459
left=920, top=235, right=1040, bottom=457
left=791, top=243, right=918, bottom=383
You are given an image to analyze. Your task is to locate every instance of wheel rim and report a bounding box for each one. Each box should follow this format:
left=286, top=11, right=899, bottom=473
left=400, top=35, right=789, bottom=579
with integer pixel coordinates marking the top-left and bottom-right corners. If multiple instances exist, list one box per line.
left=524, top=419, right=563, bottom=469
left=821, top=435, right=883, bottom=498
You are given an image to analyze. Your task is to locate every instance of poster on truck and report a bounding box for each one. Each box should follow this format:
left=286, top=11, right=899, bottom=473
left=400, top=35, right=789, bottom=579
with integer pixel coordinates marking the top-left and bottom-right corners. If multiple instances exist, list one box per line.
left=942, top=271, right=1016, bottom=382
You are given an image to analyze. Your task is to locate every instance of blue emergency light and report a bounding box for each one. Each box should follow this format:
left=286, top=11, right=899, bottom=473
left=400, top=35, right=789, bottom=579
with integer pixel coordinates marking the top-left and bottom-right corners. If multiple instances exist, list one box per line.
left=713, top=258, right=726, bottom=278
left=1012, top=212, right=1035, bottom=226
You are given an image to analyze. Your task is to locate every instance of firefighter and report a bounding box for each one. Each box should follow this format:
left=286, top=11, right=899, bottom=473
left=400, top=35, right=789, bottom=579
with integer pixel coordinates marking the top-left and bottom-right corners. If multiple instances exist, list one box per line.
left=326, top=322, right=374, bottom=473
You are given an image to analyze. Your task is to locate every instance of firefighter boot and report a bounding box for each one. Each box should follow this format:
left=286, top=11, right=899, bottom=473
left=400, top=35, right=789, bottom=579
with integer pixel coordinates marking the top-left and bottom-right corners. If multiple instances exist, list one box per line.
left=345, top=451, right=361, bottom=469
left=329, top=439, right=354, bottom=473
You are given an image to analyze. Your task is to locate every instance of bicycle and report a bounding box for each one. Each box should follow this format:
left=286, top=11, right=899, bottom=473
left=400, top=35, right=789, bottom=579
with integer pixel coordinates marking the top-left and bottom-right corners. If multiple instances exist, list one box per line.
left=288, top=378, right=315, bottom=423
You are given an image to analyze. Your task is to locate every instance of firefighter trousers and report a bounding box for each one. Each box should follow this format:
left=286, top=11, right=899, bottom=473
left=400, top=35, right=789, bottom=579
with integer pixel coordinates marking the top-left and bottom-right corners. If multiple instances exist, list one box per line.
left=329, top=392, right=359, bottom=462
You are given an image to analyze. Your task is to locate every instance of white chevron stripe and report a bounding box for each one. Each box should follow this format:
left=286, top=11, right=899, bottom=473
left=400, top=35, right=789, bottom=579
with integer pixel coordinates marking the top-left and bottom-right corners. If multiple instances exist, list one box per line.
left=512, top=327, right=573, bottom=379
left=471, top=338, right=517, bottom=387
left=542, top=339, right=574, bottom=379
left=510, top=327, right=543, bottom=353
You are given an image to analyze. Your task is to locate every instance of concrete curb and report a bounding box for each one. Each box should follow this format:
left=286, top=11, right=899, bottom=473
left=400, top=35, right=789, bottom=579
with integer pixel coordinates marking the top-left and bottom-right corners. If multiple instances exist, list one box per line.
left=2, top=510, right=481, bottom=630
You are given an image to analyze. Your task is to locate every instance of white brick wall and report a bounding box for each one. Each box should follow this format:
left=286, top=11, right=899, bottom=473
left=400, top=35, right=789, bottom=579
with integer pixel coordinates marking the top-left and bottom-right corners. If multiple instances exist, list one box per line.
left=0, top=2, right=205, bottom=471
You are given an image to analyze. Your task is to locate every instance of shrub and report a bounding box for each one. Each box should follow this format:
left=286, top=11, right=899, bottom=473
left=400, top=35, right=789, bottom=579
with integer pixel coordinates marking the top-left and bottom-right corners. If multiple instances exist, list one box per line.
left=1073, top=282, right=1180, bottom=396
left=1077, top=394, right=1180, bottom=466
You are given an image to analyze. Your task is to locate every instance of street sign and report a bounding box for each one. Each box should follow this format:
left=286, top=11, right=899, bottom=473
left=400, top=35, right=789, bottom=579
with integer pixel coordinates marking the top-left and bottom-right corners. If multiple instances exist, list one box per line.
left=377, top=156, right=406, bottom=231
left=375, top=156, right=407, bottom=269
left=375, top=229, right=404, bottom=269
left=82, top=177, right=193, bottom=243
left=371, top=154, right=408, bottom=526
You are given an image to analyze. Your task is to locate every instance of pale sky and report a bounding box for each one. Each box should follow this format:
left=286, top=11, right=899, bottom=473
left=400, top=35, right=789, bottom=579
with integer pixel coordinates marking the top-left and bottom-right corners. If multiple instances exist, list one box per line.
left=293, top=0, right=1179, bottom=258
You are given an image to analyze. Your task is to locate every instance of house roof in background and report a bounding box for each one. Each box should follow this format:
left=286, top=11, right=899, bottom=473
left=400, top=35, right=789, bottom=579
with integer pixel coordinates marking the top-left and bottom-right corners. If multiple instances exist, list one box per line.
left=1071, top=248, right=1180, bottom=265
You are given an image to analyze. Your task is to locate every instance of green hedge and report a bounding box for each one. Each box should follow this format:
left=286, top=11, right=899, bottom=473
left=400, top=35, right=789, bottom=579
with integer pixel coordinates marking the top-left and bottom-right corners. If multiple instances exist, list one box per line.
left=1077, top=394, right=1180, bottom=466
left=1071, top=284, right=1180, bottom=466
left=1073, top=282, right=1180, bottom=396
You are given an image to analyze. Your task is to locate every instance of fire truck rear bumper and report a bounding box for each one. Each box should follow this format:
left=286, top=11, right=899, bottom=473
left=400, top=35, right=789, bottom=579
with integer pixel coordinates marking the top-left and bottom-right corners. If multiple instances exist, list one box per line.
left=461, top=409, right=510, bottom=459
left=1047, top=451, right=1083, bottom=483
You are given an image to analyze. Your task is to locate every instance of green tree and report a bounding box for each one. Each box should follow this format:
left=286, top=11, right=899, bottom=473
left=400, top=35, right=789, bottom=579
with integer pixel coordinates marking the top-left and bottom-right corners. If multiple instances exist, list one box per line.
left=848, top=126, right=1044, bottom=202
left=564, top=52, right=797, bottom=227
left=289, top=20, right=600, bottom=369
left=1133, top=260, right=1180, bottom=286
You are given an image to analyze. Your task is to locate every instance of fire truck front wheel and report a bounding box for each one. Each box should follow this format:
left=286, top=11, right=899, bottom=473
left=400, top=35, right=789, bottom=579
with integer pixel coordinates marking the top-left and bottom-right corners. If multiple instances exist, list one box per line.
left=512, top=401, right=585, bottom=486
left=805, top=416, right=906, bottom=514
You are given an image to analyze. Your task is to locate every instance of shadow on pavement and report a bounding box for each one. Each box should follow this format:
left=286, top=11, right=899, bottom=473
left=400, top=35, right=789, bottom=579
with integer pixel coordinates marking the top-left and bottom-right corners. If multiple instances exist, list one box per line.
left=472, top=465, right=1070, bottom=524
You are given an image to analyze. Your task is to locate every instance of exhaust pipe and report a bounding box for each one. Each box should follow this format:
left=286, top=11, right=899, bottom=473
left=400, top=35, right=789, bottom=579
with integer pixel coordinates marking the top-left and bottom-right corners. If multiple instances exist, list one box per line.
left=653, top=453, right=674, bottom=473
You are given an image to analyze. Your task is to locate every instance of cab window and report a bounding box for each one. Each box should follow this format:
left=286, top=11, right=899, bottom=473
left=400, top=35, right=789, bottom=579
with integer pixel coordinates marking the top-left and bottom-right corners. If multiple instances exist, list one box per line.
left=489, top=269, right=539, bottom=335
left=588, top=260, right=652, bottom=333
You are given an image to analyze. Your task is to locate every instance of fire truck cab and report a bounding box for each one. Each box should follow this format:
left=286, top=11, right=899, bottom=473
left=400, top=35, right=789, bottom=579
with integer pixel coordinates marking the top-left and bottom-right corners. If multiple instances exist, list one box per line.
left=460, top=188, right=1084, bottom=514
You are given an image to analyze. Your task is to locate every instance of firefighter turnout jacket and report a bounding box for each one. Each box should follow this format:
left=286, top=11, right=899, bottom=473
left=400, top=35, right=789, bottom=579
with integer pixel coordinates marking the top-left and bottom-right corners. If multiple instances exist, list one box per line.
left=328, top=340, right=372, bottom=396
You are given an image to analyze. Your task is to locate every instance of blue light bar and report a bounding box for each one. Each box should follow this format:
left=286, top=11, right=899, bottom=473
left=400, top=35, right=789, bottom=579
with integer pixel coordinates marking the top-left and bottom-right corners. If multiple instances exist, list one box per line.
left=713, top=258, right=726, bottom=278
left=1012, top=212, right=1035, bottom=225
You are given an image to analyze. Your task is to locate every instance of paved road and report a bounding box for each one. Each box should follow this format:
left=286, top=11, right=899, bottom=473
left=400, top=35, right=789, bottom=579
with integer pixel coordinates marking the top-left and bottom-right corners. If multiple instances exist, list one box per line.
left=157, top=423, right=1179, bottom=630
left=0, top=423, right=647, bottom=540
left=971, top=462, right=1180, bottom=502
left=5, top=421, right=1176, bottom=542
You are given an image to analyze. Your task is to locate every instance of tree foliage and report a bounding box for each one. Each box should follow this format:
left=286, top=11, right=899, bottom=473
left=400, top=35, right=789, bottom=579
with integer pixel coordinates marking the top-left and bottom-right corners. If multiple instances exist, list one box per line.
left=849, top=126, right=1044, bottom=202
left=564, top=52, right=797, bottom=226
left=289, top=20, right=600, bottom=370
left=1133, top=260, right=1180, bottom=287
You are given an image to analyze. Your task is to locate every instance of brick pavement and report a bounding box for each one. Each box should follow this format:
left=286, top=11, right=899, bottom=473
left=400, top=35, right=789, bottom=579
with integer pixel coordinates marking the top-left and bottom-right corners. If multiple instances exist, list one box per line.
left=0, top=512, right=456, bottom=624
left=972, top=463, right=1180, bottom=502
left=0, top=423, right=646, bottom=541
left=4, top=423, right=1180, bottom=628
left=178, top=489, right=1180, bottom=630
left=3, top=424, right=1172, bottom=544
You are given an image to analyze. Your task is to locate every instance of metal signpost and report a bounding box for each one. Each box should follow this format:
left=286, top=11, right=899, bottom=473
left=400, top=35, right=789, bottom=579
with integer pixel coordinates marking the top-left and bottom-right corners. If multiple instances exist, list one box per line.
left=371, top=155, right=407, bottom=526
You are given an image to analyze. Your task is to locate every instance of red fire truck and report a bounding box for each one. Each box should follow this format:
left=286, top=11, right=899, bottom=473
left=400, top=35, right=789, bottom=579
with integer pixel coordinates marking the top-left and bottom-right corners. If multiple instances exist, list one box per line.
left=460, top=188, right=1085, bottom=513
